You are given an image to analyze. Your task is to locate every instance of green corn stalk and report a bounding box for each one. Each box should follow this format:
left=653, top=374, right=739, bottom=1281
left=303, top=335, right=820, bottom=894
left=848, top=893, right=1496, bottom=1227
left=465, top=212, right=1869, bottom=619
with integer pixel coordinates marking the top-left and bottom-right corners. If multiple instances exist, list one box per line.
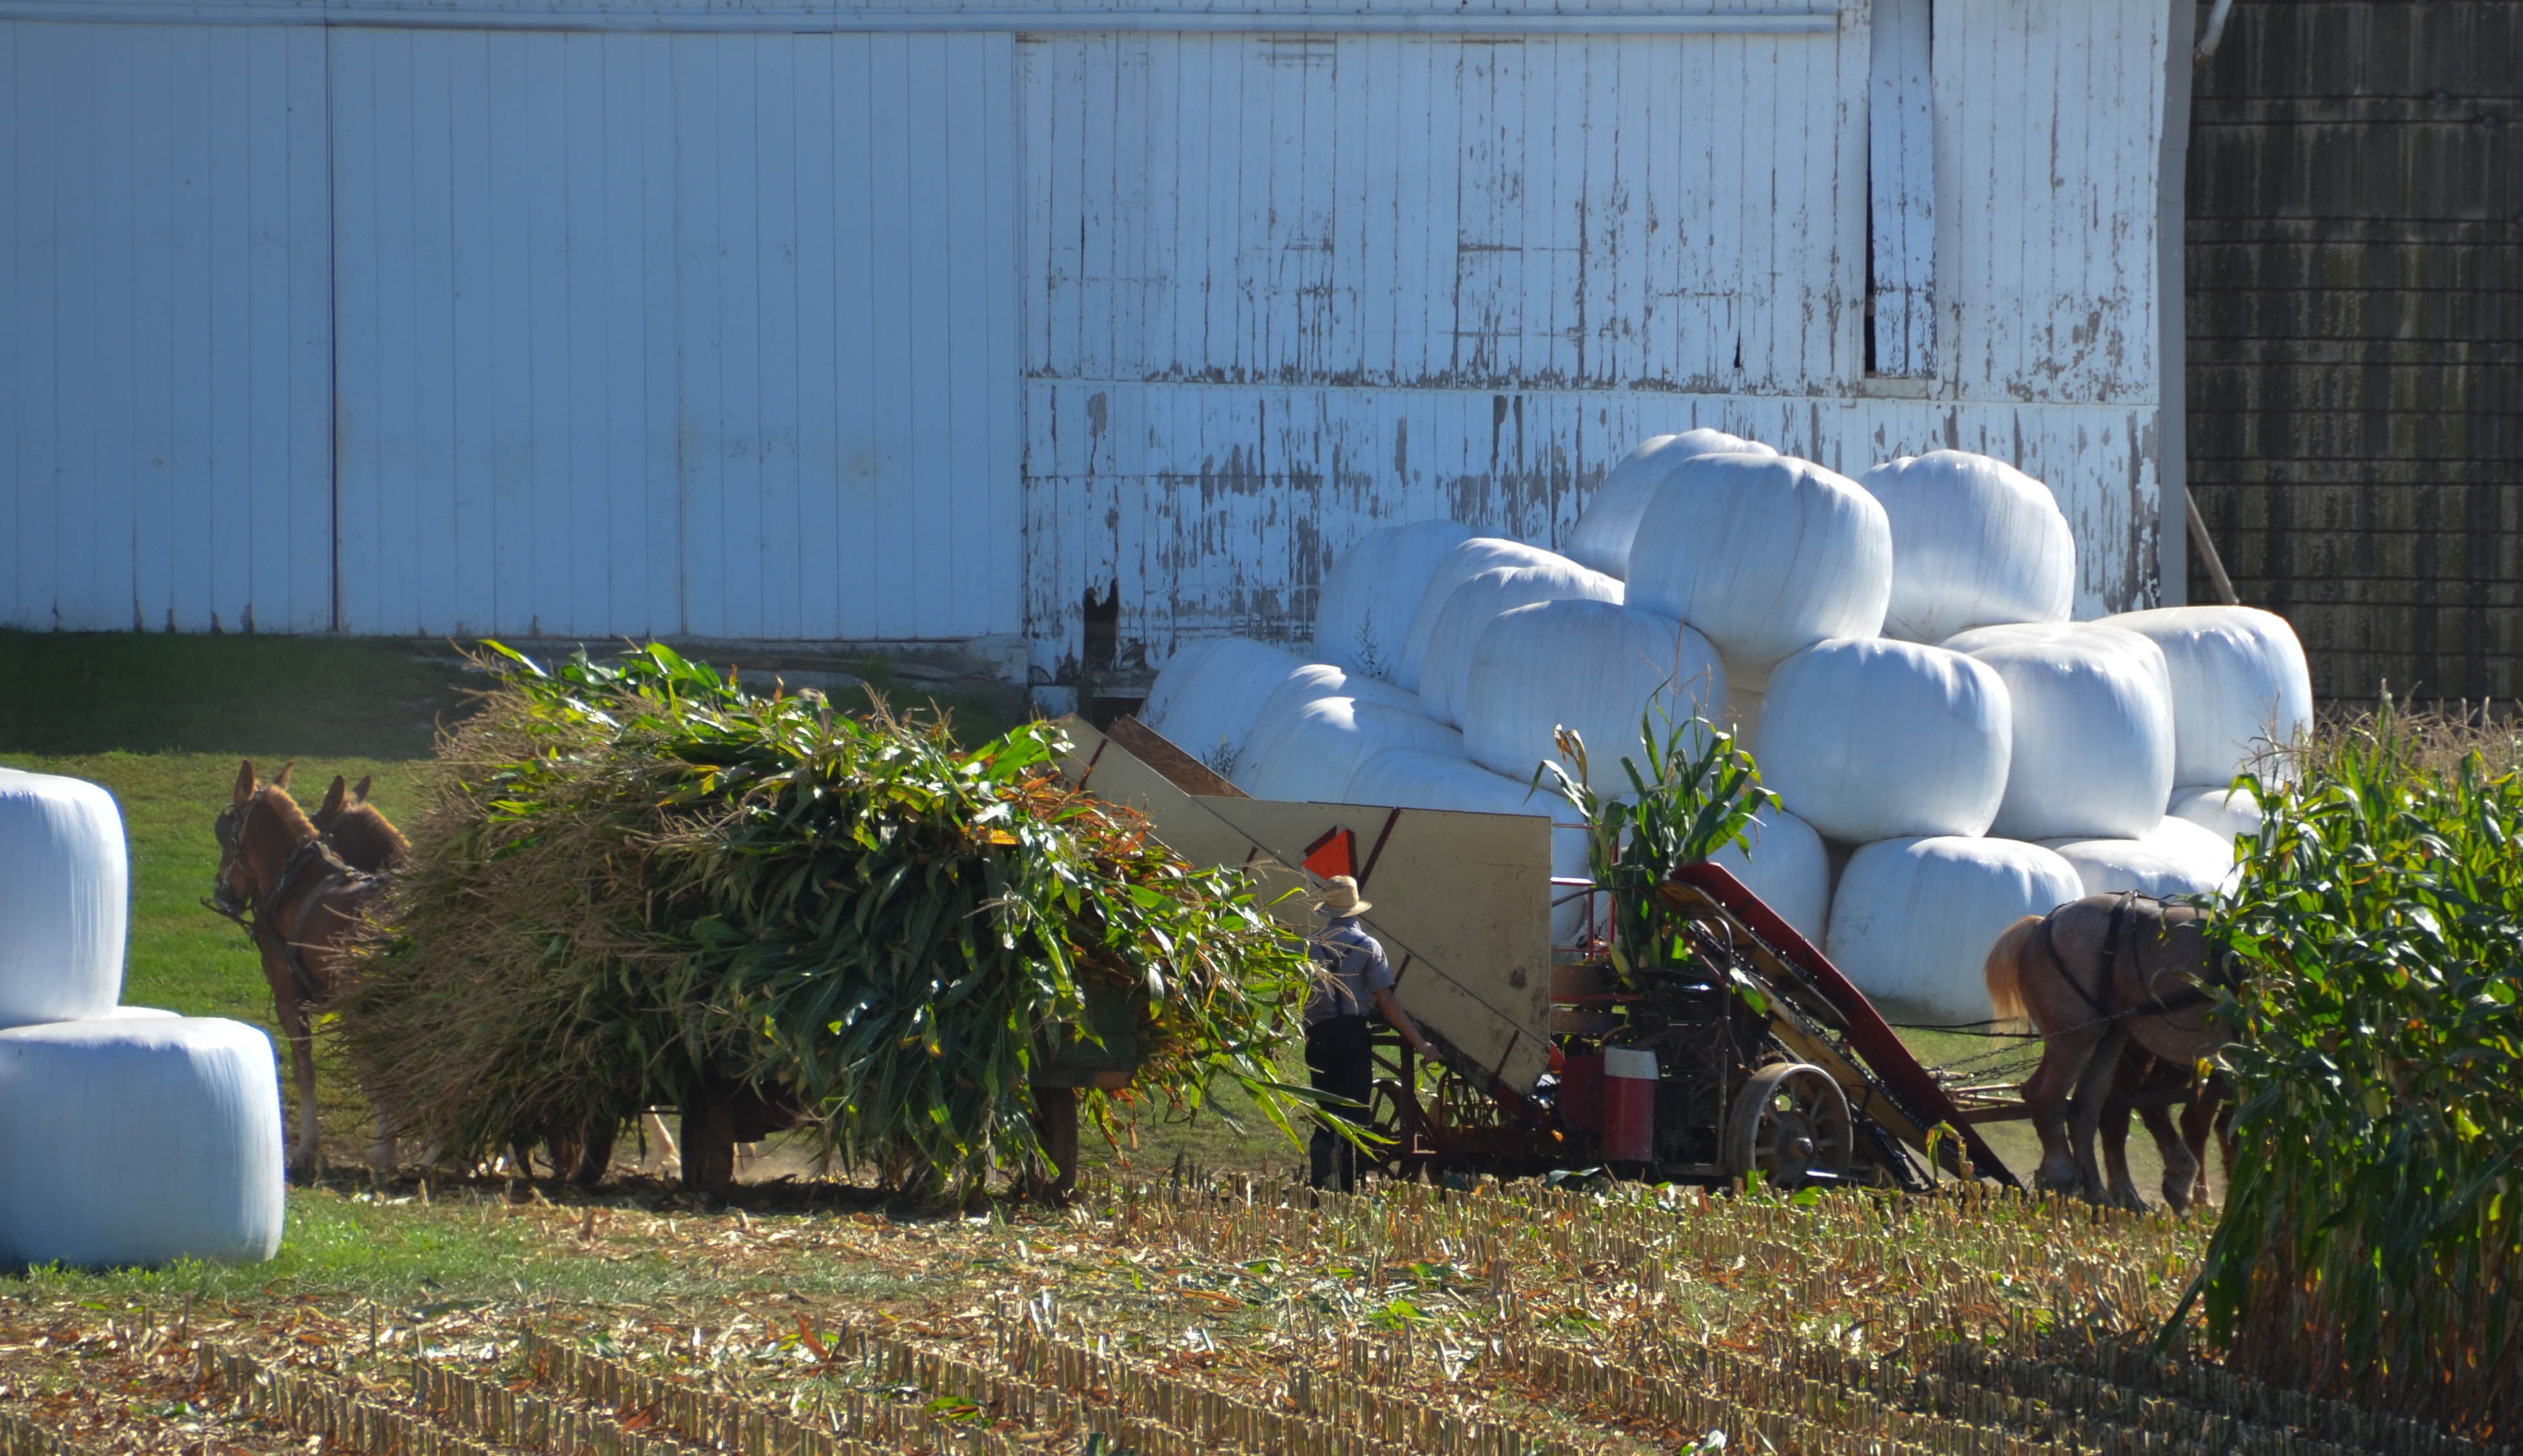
left=341, top=641, right=1315, bottom=1195
left=2175, top=696, right=2523, bottom=1437
left=1530, top=703, right=1775, bottom=982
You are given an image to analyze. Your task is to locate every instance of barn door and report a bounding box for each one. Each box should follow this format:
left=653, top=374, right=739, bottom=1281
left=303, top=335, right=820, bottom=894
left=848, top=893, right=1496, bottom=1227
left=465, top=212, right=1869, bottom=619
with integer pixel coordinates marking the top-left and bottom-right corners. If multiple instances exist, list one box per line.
left=328, top=28, right=1022, bottom=642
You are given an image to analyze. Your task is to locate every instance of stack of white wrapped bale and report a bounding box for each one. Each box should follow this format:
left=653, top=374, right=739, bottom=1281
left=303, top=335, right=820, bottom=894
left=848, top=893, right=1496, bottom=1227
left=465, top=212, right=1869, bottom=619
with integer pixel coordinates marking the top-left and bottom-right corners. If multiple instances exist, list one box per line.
left=0, top=769, right=283, bottom=1270
left=1133, top=441, right=2314, bottom=1025
left=1137, top=637, right=1308, bottom=780
left=1565, top=429, right=1777, bottom=579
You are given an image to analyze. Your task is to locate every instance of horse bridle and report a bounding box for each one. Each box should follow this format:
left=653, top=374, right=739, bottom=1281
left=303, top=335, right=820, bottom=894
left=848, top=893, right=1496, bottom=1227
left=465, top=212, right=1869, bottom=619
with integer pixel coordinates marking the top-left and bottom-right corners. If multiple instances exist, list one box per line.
left=210, top=786, right=379, bottom=1004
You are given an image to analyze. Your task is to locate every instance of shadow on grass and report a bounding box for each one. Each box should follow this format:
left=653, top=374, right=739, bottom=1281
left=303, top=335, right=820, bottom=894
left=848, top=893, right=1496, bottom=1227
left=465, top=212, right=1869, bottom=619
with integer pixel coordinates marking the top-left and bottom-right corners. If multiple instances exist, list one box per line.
left=0, top=630, right=477, bottom=759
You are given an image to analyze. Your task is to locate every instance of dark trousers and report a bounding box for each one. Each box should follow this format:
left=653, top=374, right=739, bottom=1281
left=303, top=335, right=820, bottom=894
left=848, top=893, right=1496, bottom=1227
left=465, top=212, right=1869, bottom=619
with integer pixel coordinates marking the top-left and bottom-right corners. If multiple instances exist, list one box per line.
left=1306, top=1015, right=1374, bottom=1192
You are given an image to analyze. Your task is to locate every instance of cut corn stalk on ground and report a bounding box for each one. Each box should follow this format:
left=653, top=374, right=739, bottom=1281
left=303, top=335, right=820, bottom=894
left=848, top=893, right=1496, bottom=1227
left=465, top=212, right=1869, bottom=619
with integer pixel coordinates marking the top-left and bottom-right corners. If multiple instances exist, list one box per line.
left=0, top=1175, right=2501, bottom=1455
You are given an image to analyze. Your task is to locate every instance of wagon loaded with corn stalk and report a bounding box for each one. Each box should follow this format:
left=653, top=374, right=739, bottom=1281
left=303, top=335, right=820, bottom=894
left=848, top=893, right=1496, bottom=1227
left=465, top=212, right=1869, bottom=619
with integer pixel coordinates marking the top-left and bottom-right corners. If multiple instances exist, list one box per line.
left=1064, top=713, right=2018, bottom=1192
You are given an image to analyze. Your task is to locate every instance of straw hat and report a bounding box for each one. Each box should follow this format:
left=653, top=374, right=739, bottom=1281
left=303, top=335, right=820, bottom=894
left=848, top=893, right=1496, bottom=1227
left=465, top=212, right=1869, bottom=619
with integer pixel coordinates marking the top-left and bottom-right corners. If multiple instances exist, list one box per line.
left=1312, top=875, right=1371, bottom=918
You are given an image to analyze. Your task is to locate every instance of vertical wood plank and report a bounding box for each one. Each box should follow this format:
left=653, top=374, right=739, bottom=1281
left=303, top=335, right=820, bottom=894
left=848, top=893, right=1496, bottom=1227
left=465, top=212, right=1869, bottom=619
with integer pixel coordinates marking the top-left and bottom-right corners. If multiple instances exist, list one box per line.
left=1868, top=0, right=1935, bottom=375
left=790, top=34, right=840, bottom=639
left=370, top=30, right=422, bottom=633
left=671, top=34, right=723, bottom=637
left=0, top=21, right=23, bottom=626
left=562, top=32, right=615, bottom=637
left=982, top=30, right=1024, bottom=639
left=830, top=34, right=877, bottom=635
left=599, top=33, right=650, bottom=635
left=444, top=30, right=498, bottom=635
left=204, top=26, right=253, bottom=630
left=523, top=31, right=573, bottom=636
left=863, top=32, right=914, bottom=637
left=753, top=33, right=803, bottom=641
left=127, top=23, right=176, bottom=631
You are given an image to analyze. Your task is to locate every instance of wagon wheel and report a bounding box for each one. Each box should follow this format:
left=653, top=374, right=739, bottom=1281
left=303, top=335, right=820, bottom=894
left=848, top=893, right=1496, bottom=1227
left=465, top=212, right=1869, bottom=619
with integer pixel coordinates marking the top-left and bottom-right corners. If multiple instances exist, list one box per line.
left=1722, top=1063, right=1854, bottom=1189
left=1362, top=1076, right=1426, bottom=1183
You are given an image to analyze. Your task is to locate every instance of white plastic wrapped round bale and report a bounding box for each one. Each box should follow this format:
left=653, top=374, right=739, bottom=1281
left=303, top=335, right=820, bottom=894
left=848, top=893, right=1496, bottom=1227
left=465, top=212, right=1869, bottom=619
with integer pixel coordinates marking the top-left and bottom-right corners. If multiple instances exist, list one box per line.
left=1706, top=805, right=1829, bottom=944
left=1342, top=747, right=1594, bottom=943
left=1416, top=561, right=1624, bottom=728
left=1625, top=454, right=1892, bottom=688
left=1137, top=638, right=1226, bottom=733
left=1232, top=665, right=1425, bottom=792
left=2098, top=606, right=2314, bottom=784
left=1941, top=623, right=2175, bottom=841
left=1855, top=452, right=2075, bottom=643
left=1566, top=429, right=1777, bottom=579
left=1314, top=519, right=1473, bottom=679
left=1136, top=637, right=1306, bottom=779
left=0, top=769, right=128, bottom=1030
left=1757, top=639, right=2013, bottom=843
left=1244, top=698, right=1464, bottom=804
left=1825, top=837, right=2086, bottom=1022
left=0, top=1016, right=284, bottom=1268
left=1722, top=683, right=1766, bottom=755
left=2168, top=783, right=2263, bottom=843
left=1460, top=599, right=1726, bottom=788
left=1393, top=538, right=1577, bottom=692
left=2040, top=816, right=2240, bottom=900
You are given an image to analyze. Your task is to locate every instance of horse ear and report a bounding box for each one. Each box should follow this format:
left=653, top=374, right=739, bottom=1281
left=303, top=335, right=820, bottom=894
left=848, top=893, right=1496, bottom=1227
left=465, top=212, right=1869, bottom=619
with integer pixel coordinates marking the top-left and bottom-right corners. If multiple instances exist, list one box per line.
left=319, top=775, right=348, bottom=819
left=352, top=775, right=374, bottom=804
left=274, top=761, right=294, bottom=791
left=234, top=760, right=257, bottom=808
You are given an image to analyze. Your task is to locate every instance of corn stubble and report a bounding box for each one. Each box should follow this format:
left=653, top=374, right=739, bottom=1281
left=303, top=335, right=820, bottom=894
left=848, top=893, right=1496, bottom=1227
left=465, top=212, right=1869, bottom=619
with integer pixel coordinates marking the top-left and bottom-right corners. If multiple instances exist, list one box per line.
left=183, top=1176, right=2504, bottom=1456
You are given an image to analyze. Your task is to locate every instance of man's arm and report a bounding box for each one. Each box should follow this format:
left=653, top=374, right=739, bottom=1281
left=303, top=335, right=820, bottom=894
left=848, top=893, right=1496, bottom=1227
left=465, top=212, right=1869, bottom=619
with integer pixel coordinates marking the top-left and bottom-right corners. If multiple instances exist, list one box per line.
left=1371, top=985, right=1437, bottom=1061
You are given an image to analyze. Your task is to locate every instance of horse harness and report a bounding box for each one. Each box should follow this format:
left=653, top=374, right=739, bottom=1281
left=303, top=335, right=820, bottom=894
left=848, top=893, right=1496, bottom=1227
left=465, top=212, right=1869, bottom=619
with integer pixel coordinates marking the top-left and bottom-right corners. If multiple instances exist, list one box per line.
left=222, top=790, right=384, bottom=1007
left=2035, top=891, right=2229, bottom=1028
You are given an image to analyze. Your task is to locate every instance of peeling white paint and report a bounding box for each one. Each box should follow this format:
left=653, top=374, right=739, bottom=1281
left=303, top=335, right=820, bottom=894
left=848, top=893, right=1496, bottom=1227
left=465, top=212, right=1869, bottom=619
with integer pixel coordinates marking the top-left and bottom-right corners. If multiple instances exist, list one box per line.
left=1024, top=4, right=2173, bottom=686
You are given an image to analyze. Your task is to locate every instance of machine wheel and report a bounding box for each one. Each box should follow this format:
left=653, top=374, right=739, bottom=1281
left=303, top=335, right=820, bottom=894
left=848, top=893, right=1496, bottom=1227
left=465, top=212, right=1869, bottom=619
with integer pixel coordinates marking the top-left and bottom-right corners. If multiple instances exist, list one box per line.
left=1722, top=1063, right=1854, bottom=1188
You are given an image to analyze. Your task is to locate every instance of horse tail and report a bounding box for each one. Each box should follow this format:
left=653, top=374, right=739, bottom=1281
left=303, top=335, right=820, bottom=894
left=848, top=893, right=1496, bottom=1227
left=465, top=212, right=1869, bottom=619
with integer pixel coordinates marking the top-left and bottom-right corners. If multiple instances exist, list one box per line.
left=1984, top=915, right=2043, bottom=1032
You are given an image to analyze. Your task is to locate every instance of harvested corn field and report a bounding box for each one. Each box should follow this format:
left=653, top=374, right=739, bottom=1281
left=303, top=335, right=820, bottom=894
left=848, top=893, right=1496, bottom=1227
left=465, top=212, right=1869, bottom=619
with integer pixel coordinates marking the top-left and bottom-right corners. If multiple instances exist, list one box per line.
left=1, top=1175, right=2500, bottom=1456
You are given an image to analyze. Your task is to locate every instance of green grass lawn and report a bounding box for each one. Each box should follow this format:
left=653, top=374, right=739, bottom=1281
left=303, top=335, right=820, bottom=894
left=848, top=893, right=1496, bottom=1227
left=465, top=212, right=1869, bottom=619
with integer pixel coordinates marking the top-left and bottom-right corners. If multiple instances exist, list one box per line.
left=0, top=631, right=473, bottom=1037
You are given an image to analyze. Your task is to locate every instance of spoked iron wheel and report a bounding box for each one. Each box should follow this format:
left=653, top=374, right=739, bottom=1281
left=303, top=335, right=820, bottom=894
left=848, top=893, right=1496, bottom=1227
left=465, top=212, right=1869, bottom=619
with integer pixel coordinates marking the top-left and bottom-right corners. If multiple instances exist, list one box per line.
left=1722, top=1062, right=1854, bottom=1188
left=1362, top=1076, right=1423, bottom=1183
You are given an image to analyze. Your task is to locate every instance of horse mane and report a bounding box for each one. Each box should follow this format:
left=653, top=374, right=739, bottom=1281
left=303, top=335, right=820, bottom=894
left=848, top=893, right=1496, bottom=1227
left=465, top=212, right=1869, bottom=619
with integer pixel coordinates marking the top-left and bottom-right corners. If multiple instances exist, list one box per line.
left=1983, top=915, right=2042, bottom=1032
left=255, top=782, right=321, bottom=845
left=326, top=800, right=412, bottom=872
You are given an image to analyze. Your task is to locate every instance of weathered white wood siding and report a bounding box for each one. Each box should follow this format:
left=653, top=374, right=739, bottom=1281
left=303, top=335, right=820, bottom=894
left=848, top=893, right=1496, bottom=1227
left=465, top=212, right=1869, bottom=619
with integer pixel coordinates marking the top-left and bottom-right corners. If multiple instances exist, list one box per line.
left=1024, top=32, right=1865, bottom=394
left=1, top=0, right=2173, bottom=674
left=1935, top=0, right=2166, bottom=404
left=1022, top=0, right=2171, bottom=686
left=330, top=28, right=1022, bottom=639
left=1, top=20, right=334, bottom=632
left=1867, top=0, right=1932, bottom=375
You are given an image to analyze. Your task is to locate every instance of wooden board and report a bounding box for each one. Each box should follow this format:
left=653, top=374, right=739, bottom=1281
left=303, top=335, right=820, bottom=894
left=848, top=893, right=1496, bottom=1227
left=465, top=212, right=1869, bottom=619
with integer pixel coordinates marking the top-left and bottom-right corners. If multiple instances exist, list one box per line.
left=1058, top=715, right=1555, bottom=1097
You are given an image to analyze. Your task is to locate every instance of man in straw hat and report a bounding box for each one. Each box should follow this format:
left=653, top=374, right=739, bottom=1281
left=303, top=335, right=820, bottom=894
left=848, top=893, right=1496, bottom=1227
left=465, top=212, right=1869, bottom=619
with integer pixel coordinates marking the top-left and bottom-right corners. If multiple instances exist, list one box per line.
left=1305, top=875, right=1435, bottom=1193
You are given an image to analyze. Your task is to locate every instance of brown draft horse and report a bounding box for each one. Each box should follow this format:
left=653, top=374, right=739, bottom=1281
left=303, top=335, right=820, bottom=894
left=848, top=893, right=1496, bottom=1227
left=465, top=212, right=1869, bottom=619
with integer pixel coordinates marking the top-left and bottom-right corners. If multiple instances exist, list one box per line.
left=312, top=773, right=409, bottom=875
left=212, top=761, right=393, bottom=1181
left=1985, top=892, right=2237, bottom=1212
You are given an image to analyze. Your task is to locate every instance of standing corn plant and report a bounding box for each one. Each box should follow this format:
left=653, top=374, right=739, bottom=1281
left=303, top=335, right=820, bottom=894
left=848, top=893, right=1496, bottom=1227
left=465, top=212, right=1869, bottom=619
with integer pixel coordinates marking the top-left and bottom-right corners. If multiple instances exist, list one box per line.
left=1531, top=704, right=1775, bottom=980
left=343, top=643, right=1315, bottom=1197
left=2177, top=700, right=2523, bottom=1437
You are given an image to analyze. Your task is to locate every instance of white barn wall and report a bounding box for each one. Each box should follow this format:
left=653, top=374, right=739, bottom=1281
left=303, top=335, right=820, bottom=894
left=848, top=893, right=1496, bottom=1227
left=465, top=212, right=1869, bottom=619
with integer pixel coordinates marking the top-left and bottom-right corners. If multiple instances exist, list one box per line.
left=0, top=0, right=2173, bottom=682
left=330, top=27, right=1022, bottom=639
left=2, top=21, right=333, bottom=633
left=1028, top=383, right=2156, bottom=670
left=1022, top=0, right=2171, bottom=684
